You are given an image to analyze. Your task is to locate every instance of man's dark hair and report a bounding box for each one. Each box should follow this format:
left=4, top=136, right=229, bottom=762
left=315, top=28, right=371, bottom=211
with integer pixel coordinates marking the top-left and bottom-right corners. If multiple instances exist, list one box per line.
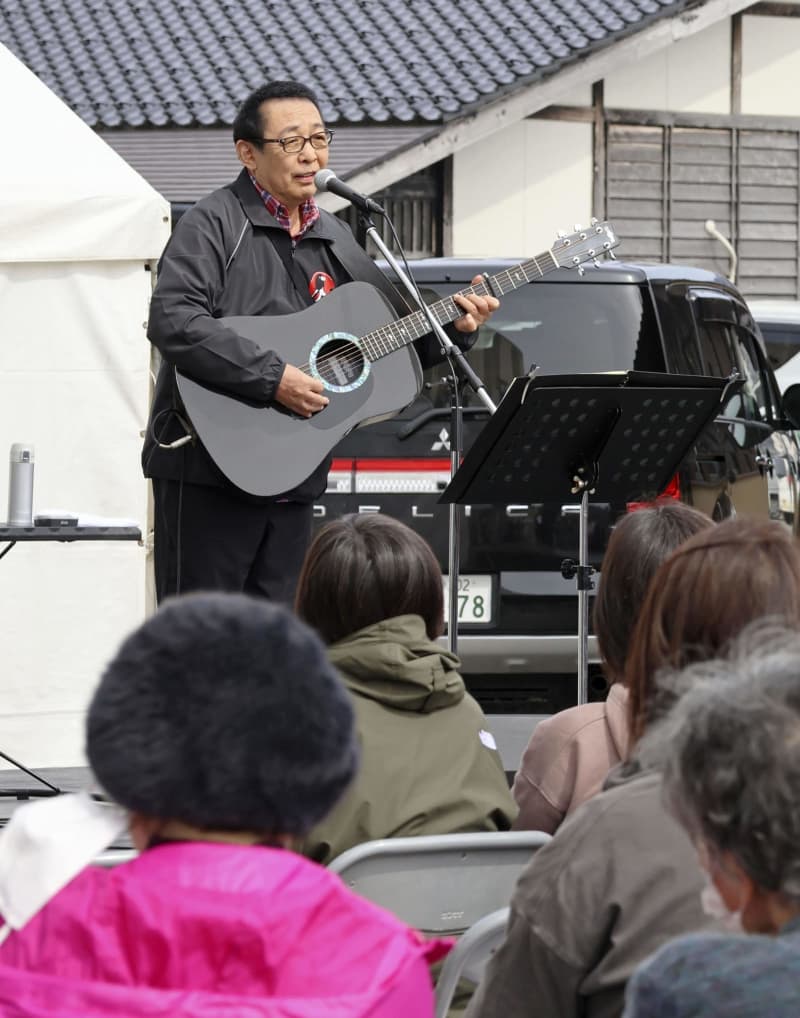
left=233, top=81, right=322, bottom=144
left=296, top=513, right=445, bottom=644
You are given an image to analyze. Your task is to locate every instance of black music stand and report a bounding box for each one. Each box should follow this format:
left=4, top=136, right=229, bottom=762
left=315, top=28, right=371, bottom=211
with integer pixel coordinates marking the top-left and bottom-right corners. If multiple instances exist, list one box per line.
left=439, top=370, right=736, bottom=705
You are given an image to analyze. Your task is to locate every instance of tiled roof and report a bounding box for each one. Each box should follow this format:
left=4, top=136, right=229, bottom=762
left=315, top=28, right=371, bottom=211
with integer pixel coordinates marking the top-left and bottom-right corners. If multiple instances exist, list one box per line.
left=99, top=125, right=435, bottom=202
left=0, top=0, right=693, bottom=130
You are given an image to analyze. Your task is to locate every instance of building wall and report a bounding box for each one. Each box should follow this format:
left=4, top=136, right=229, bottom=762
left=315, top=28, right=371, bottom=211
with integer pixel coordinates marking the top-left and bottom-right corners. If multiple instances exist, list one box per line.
left=451, top=119, right=593, bottom=257
left=451, top=12, right=800, bottom=265
left=741, top=14, right=800, bottom=116
left=603, top=19, right=731, bottom=113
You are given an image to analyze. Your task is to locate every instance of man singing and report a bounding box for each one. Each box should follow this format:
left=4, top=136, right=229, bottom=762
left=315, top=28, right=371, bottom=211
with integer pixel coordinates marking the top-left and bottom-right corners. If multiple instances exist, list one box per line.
left=143, top=80, right=498, bottom=604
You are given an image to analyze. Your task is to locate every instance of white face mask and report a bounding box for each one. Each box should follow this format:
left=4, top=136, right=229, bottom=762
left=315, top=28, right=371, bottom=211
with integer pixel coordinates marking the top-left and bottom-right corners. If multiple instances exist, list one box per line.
left=0, top=792, right=127, bottom=944
left=700, top=875, right=744, bottom=933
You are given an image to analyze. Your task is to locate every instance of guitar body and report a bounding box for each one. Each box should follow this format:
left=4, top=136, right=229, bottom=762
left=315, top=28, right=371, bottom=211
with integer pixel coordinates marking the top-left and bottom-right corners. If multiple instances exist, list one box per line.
left=176, top=281, right=423, bottom=497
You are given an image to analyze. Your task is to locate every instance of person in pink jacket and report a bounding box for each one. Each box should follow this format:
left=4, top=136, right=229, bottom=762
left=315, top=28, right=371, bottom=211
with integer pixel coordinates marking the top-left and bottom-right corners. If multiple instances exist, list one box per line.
left=512, top=500, right=712, bottom=834
left=0, top=593, right=447, bottom=1017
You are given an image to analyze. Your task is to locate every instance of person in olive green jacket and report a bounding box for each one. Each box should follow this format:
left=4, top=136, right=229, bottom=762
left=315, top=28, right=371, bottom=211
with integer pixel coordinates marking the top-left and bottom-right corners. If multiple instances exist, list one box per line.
left=296, top=513, right=517, bottom=864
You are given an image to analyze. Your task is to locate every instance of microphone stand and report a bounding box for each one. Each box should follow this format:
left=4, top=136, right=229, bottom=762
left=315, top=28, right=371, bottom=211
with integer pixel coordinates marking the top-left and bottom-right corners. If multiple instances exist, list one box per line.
left=356, top=210, right=496, bottom=655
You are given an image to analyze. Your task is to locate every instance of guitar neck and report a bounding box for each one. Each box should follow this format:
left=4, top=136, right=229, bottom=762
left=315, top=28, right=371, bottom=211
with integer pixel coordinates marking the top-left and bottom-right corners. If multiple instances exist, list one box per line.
left=360, top=250, right=559, bottom=362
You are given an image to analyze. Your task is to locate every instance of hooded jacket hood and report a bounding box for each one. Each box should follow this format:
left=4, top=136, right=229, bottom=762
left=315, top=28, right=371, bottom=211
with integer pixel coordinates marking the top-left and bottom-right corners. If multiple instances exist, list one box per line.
left=305, top=614, right=517, bottom=863
left=328, top=615, right=464, bottom=713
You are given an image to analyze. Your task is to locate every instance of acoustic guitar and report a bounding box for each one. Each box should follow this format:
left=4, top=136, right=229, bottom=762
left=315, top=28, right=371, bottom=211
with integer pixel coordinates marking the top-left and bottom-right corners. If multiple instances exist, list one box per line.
left=176, top=221, right=619, bottom=496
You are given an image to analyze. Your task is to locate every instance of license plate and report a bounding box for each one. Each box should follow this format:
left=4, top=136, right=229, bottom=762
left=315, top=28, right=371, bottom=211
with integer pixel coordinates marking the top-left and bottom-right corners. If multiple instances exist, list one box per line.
left=442, top=574, right=493, bottom=624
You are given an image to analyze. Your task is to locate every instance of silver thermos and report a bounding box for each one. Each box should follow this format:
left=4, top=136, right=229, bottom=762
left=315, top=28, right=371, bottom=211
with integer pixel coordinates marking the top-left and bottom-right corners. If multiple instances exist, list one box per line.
left=7, top=443, right=34, bottom=526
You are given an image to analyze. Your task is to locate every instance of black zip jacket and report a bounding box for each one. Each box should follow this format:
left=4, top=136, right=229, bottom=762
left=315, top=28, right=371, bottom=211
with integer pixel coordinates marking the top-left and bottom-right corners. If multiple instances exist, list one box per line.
left=142, top=169, right=470, bottom=500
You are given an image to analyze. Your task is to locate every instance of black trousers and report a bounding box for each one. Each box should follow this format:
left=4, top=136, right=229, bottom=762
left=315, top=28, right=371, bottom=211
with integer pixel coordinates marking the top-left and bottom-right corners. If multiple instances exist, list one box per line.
left=152, top=478, right=313, bottom=606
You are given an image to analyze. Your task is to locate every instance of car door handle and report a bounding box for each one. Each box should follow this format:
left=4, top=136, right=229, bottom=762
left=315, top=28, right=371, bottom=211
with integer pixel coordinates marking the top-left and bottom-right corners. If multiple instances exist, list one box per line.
left=755, top=452, right=774, bottom=475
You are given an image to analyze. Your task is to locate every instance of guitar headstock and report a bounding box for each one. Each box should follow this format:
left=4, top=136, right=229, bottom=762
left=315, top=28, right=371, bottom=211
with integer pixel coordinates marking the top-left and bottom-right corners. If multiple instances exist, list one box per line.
left=551, top=220, right=619, bottom=271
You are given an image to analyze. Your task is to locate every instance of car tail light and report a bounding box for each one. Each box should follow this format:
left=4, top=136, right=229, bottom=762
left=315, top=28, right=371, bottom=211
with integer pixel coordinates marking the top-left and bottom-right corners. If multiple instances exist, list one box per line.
left=626, top=472, right=681, bottom=512
left=326, top=458, right=452, bottom=495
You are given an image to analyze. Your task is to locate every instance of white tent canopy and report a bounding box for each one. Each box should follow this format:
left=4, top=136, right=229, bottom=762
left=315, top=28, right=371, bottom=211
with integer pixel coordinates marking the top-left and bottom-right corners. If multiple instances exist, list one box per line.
left=0, top=45, right=168, bottom=262
left=0, top=43, right=171, bottom=768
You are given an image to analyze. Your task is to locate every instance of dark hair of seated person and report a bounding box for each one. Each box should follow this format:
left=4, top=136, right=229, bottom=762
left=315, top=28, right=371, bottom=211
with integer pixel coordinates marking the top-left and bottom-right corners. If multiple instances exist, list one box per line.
left=295, top=513, right=445, bottom=644
left=592, top=499, right=712, bottom=685
left=624, top=515, right=800, bottom=747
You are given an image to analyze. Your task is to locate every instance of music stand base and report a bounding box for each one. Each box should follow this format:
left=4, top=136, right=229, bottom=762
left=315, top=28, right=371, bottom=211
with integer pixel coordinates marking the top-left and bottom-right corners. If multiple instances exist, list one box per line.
left=560, top=489, right=594, bottom=706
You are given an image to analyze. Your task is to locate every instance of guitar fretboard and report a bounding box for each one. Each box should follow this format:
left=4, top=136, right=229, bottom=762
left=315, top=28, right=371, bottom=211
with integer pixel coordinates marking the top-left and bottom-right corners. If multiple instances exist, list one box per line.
left=359, top=254, right=556, bottom=362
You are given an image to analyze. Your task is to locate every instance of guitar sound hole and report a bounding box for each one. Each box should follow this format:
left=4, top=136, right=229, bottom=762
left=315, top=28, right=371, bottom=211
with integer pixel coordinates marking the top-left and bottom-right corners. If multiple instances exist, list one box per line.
left=313, top=336, right=368, bottom=392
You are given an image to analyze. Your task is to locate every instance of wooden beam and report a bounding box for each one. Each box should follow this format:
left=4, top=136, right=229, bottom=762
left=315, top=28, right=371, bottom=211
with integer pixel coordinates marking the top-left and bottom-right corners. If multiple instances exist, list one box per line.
left=592, top=81, right=606, bottom=222
left=746, top=2, right=800, bottom=15
left=796, top=133, right=800, bottom=299
left=531, top=105, right=595, bottom=122
left=441, top=156, right=453, bottom=257
left=731, top=12, right=742, bottom=115
left=603, top=108, right=800, bottom=130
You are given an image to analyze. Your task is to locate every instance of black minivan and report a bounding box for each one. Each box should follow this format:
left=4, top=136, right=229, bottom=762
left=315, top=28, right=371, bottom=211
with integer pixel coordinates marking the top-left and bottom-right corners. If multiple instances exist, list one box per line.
left=315, top=260, right=800, bottom=765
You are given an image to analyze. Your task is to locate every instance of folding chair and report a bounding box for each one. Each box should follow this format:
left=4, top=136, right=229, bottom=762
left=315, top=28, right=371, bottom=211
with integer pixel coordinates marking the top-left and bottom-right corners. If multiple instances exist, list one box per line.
left=94, top=848, right=137, bottom=867
left=434, top=907, right=509, bottom=1018
left=329, top=830, right=550, bottom=935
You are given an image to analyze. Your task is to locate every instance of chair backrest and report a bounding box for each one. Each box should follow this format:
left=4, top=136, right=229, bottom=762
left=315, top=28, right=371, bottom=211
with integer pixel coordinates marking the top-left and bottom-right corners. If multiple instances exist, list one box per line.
left=94, top=849, right=137, bottom=867
left=328, top=830, right=550, bottom=934
left=433, top=907, right=509, bottom=1018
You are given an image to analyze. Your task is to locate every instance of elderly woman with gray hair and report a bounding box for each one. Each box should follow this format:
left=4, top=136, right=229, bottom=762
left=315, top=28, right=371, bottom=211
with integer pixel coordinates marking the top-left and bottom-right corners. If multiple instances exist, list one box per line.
left=623, top=628, right=800, bottom=1017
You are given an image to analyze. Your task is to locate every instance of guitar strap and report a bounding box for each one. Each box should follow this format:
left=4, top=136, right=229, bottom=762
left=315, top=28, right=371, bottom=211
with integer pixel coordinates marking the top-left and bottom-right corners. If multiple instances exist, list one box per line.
left=265, top=229, right=316, bottom=306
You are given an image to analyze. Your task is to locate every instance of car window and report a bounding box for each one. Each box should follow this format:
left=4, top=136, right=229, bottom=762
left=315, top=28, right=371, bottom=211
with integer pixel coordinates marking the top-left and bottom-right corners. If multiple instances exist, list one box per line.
left=690, top=290, right=769, bottom=423
left=421, top=282, right=650, bottom=407
left=757, top=323, right=800, bottom=371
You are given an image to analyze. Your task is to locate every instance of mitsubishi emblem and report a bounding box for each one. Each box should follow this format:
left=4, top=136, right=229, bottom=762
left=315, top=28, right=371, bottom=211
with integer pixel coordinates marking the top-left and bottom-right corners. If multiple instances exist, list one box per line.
left=431, top=428, right=450, bottom=452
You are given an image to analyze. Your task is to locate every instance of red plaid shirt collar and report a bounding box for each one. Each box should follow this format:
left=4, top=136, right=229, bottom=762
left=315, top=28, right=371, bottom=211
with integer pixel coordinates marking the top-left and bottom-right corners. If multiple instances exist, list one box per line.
left=248, top=172, right=319, bottom=241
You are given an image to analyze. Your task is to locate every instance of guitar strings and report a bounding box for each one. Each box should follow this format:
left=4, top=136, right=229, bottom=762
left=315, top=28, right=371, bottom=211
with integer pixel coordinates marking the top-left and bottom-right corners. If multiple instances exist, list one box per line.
left=281, top=234, right=611, bottom=381
left=297, top=283, right=496, bottom=378
left=295, top=308, right=456, bottom=376
left=295, top=290, right=486, bottom=378
left=292, top=244, right=596, bottom=378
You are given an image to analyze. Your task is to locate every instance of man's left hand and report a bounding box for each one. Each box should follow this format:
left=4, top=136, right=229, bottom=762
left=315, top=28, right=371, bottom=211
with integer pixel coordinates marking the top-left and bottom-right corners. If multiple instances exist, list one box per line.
left=453, top=275, right=500, bottom=334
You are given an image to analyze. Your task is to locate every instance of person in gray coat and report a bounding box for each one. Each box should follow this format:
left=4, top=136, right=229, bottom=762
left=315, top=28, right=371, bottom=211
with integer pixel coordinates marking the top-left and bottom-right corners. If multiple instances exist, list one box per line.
left=623, top=628, right=800, bottom=1018
left=465, top=517, right=800, bottom=1018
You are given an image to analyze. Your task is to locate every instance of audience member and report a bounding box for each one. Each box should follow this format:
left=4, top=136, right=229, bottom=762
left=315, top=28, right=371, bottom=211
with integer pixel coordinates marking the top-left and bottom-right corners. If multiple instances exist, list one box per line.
left=513, top=500, right=711, bottom=833
left=624, top=627, right=800, bottom=1017
left=0, top=593, right=446, bottom=1017
left=465, top=517, right=800, bottom=1018
left=296, top=513, right=516, bottom=863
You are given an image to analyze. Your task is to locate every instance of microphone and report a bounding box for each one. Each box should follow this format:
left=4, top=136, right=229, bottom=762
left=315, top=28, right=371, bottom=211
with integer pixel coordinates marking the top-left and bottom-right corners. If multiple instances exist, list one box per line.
left=314, top=169, right=385, bottom=215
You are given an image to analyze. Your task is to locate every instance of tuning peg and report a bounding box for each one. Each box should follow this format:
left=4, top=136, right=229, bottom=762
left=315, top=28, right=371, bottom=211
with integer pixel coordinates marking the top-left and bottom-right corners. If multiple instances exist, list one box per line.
left=608, top=250, right=617, bottom=260
left=577, top=265, right=585, bottom=276
left=557, top=230, right=567, bottom=239
left=573, top=223, right=583, bottom=231
left=590, top=217, right=598, bottom=225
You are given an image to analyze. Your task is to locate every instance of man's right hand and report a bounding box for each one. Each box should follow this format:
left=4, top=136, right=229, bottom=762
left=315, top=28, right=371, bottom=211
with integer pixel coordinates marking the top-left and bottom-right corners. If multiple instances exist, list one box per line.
left=274, top=364, right=330, bottom=418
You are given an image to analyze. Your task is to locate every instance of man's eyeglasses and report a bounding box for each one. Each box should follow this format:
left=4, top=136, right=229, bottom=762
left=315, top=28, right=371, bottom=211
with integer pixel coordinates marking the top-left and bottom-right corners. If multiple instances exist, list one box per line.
left=256, top=130, right=334, bottom=154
